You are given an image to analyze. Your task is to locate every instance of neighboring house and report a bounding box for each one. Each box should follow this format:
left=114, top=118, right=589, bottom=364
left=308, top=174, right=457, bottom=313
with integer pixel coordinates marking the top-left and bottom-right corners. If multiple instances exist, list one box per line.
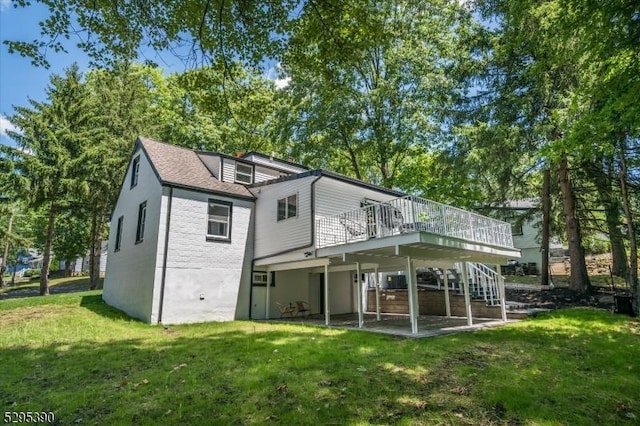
left=59, top=242, right=108, bottom=275
left=104, top=137, right=520, bottom=333
left=488, top=200, right=564, bottom=269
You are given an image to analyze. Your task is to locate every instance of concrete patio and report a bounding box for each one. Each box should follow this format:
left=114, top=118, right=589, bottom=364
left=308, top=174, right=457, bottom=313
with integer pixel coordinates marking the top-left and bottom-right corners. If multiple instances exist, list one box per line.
left=264, top=313, right=520, bottom=338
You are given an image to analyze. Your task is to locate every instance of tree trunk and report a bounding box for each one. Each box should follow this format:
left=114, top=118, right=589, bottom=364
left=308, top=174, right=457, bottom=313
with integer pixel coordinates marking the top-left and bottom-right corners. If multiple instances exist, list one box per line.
left=558, top=154, right=591, bottom=293
left=594, top=158, right=628, bottom=277
left=618, top=143, right=638, bottom=316
left=89, top=207, right=105, bottom=290
left=541, top=168, right=551, bottom=286
left=40, top=201, right=57, bottom=295
left=64, top=259, right=71, bottom=277
left=1, top=207, right=15, bottom=288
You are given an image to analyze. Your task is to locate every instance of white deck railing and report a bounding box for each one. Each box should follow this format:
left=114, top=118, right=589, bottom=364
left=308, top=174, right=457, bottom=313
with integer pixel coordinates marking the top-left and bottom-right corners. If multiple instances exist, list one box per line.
left=315, top=195, right=514, bottom=249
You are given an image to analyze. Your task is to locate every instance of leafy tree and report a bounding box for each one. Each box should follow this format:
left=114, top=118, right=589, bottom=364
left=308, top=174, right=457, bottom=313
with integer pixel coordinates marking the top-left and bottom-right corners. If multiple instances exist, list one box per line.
left=154, top=64, right=280, bottom=154
left=276, top=0, right=477, bottom=189
left=2, top=65, right=97, bottom=295
left=51, top=211, right=90, bottom=277
left=4, top=0, right=299, bottom=68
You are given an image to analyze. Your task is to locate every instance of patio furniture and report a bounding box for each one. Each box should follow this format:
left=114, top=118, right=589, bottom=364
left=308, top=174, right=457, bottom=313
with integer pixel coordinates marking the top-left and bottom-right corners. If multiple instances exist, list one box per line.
left=339, top=217, right=366, bottom=238
left=295, top=301, right=311, bottom=317
left=277, top=302, right=296, bottom=318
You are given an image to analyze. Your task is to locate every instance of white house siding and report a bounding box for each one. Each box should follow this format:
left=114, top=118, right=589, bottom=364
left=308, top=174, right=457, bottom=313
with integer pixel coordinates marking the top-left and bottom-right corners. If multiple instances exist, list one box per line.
left=314, top=177, right=398, bottom=219
left=222, top=158, right=236, bottom=182
left=513, top=219, right=563, bottom=265
left=313, top=177, right=399, bottom=246
left=103, top=148, right=164, bottom=323
left=243, top=154, right=307, bottom=174
left=250, top=175, right=317, bottom=259
left=254, top=165, right=282, bottom=183
left=153, top=187, right=254, bottom=324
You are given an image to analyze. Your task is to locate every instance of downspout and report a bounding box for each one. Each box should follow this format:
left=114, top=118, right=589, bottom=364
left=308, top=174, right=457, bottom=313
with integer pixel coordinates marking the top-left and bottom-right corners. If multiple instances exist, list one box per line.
left=157, top=186, right=173, bottom=324
left=249, top=197, right=258, bottom=319
left=248, top=175, right=322, bottom=314
left=251, top=174, right=323, bottom=262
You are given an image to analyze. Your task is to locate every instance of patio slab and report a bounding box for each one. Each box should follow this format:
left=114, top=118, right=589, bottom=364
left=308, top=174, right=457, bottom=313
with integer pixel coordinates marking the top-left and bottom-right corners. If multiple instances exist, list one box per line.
left=264, top=313, right=519, bottom=338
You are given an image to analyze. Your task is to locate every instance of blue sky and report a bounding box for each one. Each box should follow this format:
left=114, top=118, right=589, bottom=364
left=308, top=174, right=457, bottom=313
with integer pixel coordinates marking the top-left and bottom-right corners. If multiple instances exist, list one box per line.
left=0, top=1, right=288, bottom=148
left=0, top=1, right=95, bottom=146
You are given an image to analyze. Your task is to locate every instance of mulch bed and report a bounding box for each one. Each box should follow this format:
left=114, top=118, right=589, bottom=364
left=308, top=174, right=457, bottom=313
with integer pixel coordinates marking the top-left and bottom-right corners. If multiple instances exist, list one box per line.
left=505, top=286, right=621, bottom=311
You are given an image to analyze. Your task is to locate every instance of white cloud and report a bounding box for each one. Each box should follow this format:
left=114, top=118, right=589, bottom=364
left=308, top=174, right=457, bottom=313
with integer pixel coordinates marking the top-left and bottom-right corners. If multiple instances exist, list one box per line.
left=274, top=76, right=291, bottom=89
left=265, top=62, right=291, bottom=90
left=0, top=0, right=11, bottom=12
left=0, top=115, right=19, bottom=136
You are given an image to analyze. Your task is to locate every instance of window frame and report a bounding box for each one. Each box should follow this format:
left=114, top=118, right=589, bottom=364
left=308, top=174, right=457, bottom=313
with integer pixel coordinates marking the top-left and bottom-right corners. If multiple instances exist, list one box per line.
left=234, top=162, right=253, bottom=184
left=206, top=199, right=233, bottom=242
left=277, top=193, right=298, bottom=221
left=251, top=271, right=275, bottom=287
left=115, top=216, right=124, bottom=251
left=130, top=155, right=140, bottom=188
left=135, top=201, right=147, bottom=244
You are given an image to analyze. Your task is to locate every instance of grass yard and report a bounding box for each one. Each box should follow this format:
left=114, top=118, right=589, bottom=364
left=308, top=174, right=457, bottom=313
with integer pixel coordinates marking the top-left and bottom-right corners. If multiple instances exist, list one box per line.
left=1, top=291, right=639, bottom=425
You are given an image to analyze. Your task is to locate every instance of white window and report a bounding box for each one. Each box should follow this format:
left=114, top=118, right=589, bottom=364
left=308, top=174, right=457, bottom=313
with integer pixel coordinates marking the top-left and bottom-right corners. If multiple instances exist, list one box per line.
left=252, top=272, right=268, bottom=285
left=235, top=163, right=253, bottom=184
left=277, top=194, right=297, bottom=221
left=207, top=200, right=232, bottom=241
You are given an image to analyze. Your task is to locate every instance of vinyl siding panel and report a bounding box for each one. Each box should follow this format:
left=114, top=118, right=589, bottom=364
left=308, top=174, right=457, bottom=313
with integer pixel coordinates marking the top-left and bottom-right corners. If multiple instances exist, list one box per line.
left=222, top=158, right=236, bottom=182
left=254, top=165, right=282, bottom=183
left=243, top=154, right=307, bottom=174
left=251, top=175, right=316, bottom=258
left=314, top=177, right=398, bottom=219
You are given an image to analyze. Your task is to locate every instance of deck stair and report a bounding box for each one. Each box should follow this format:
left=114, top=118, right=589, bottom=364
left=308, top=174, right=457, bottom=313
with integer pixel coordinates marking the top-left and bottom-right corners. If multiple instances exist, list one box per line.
left=417, top=263, right=502, bottom=306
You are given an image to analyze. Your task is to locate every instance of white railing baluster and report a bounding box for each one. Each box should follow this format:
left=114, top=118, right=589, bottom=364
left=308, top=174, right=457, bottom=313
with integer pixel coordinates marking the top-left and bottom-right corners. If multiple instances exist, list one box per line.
left=315, top=195, right=514, bottom=250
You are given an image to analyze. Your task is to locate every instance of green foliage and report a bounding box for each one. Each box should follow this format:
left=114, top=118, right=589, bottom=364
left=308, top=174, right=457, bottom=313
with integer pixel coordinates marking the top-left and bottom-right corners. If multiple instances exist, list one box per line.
left=1, top=292, right=639, bottom=424
left=277, top=0, right=477, bottom=189
left=3, top=0, right=300, bottom=69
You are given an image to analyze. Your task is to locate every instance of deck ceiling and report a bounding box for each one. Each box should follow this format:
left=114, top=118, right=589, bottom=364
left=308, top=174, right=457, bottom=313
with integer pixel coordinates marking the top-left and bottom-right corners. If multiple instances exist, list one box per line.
left=316, top=231, right=520, bottom=269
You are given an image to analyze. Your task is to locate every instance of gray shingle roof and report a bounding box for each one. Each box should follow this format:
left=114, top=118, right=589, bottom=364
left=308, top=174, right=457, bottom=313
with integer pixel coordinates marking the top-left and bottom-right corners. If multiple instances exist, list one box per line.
left=138, top=137, right=254, bottom=199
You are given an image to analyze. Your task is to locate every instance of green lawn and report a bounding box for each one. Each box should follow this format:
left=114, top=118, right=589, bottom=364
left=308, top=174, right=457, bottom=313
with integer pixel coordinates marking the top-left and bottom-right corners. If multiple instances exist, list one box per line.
left=1, top=290, right=638, bottom=425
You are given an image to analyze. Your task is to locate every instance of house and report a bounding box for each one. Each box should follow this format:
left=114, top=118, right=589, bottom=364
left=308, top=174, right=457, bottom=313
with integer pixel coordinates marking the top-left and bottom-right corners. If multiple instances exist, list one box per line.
left=59, top=242, right=108, bottom=276
left=103, top=137, right=520, bottom=334
left=489, top=200, right=565, bottom=273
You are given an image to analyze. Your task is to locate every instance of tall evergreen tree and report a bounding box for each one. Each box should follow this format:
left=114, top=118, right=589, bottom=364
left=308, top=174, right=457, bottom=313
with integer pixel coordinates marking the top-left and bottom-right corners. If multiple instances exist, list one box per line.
left=3, top=65, right=97, bottom=295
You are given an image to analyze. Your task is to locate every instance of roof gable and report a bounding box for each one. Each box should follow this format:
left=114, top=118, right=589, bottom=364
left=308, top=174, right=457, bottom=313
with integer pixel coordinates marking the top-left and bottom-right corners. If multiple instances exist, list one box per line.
left=137, top=137, right=254, bottom=199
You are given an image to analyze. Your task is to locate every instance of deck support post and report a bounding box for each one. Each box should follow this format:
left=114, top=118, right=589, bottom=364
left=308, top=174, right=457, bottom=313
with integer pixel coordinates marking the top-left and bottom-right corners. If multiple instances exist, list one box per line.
left=324, top=263, right=330, bottom=326
left=443, top=268, right=451, bottom=317
left=265, top=268, right=271, bottom=320
left=461, top=262, right=473, bottom=326
left=496, top=264, right=508, bottom=322
left=374, top=267, right=381, bottom=321
left=406, top=256, right=419, bottom=334
left=356, top=262, right=363, bottom=328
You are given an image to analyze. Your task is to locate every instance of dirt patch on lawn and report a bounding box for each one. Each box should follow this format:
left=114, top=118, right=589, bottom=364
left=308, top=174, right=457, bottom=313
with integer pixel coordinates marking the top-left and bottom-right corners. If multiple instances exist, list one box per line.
left=0, top=305, right=69, bottom=328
